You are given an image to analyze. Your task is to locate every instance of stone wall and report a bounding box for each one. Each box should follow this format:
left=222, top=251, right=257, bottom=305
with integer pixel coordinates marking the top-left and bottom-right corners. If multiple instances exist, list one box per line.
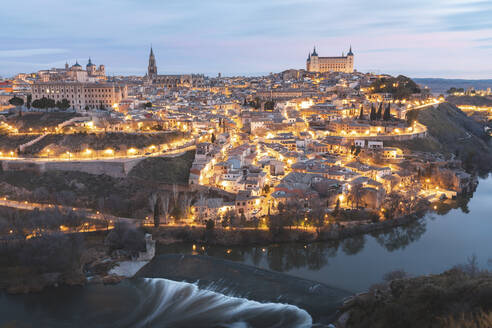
left=1, top=158, right=143, bottom=178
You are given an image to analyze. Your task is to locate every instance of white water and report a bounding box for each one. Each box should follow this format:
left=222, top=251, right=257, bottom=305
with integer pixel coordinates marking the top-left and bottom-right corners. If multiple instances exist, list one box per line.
left=127, top=278, right=313, bottom=328
left=0, top=278, right=313, bottom=328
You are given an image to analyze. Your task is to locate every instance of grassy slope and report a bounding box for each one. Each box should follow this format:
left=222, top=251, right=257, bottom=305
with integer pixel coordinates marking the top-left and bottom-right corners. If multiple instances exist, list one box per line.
left=387, top=102, right=492, bottom=172
left=7, top=112, right=80, bottom=132
left=22, top=131, right=185, bottom=155
left=447, top=95, right=492, bottom=107
left=0, top=134, right=37, bottom=151
left=346, top=269, right=492, bottom=328
left=129, top=150, right=195, bottom=184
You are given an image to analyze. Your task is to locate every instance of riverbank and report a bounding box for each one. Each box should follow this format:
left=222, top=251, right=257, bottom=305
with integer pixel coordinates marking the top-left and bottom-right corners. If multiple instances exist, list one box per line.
left=335, top=265, right=492, bottom=328
left=0, top=224, right=152, bottom=294
left=149, top=209, right=428, bottom=248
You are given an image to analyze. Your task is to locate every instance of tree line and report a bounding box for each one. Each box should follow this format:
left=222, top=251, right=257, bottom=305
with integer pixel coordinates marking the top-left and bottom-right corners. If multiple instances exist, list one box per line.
left=9, top=96, right=71, bottom=110
left=359, top=102, right=392, bottom=121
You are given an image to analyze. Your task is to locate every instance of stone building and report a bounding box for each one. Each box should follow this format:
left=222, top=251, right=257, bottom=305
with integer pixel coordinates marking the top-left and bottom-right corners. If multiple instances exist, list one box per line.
left=306, top=46, right=354, bottom=73
left=31, top=82, right=127, bottom=111
left=37, top=58, right=106, bottom=82
left=145, top=46, right=204, bottom=88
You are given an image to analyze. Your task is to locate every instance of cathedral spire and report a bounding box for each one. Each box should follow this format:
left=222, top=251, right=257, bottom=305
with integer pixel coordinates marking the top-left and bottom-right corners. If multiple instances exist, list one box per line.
left=147, top=45, right=157, bottom=78
left=312, top=46, right=318, bottom=56
left=348, top=45, right=354, bottom=56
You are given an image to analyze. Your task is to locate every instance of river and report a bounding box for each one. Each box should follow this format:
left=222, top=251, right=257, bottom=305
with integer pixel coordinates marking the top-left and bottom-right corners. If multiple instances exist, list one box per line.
left=158, top=176, right=492, bottom=293
left=1, top=176, right=491, bottom=327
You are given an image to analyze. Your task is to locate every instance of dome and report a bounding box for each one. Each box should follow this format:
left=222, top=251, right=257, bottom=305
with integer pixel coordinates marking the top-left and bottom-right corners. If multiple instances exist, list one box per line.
left=312, top=46, right=318, bottom=57
left=73, top=61, right=81, bottom=68
left=347, top=46, right=354, bottom=56
left=87, top=58, right=95, bottom=67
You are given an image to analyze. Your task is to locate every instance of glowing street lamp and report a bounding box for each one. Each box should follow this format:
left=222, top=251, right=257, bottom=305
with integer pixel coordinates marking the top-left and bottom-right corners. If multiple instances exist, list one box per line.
left=104, top=148, right=114, bottom=157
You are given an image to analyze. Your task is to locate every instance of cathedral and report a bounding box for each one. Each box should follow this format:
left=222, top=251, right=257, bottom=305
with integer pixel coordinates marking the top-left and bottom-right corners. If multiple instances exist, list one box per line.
left=306, top=46, right=354, bottom=73
left=37, top=58, right=106, bottom=82
left=145, top=46, right=204, bottom=88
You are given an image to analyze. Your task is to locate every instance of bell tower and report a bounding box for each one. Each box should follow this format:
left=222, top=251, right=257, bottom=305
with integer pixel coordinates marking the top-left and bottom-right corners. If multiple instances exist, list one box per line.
left=147, top=46, right=157, bottom=78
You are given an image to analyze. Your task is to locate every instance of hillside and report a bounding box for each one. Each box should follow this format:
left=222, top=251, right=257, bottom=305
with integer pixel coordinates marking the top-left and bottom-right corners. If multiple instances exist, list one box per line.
left=414, top=78, right=492, bottom=94
left=387, top=102, right=492, bottom=173
left=340, top=268, right=492, bottom=328
left=369, top=75, right=421, bottom=99
left=21, top=131, right=185, bottom=155
left=129, top=150, right=195, bottom=184
left=447, top=95, right=492, bottom=107
left=7, top=112, right=81, bottom=132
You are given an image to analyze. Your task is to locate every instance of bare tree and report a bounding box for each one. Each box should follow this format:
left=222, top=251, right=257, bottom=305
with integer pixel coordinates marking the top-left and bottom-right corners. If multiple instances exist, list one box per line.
left=180, top=193, right=193, bottom=222
left=148, top=193, right=161, bottom=227
left=348, top=183, right=363, bottom=209
left=308, top=198, right=326, bottom=237
left=160, top=192, right=171, bottom=224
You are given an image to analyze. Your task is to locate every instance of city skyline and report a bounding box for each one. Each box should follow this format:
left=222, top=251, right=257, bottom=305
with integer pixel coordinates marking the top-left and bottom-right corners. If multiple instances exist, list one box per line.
left=1, top=0, right=492, bottom=78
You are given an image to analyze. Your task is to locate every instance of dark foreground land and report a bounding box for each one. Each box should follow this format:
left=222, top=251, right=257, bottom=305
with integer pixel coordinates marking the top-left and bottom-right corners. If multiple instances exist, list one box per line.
left=338, top=264, right=492, bottom=328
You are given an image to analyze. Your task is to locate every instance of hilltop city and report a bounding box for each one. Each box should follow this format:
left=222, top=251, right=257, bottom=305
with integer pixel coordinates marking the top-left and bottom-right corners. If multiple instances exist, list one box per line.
left=1, top=44, right=492, bottom=301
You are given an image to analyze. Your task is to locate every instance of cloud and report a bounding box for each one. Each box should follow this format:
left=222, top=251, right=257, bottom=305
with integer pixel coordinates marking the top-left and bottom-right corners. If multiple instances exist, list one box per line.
left=0, top=0, right=492, bottom=78
left=0, top=48, right=69, bottom=58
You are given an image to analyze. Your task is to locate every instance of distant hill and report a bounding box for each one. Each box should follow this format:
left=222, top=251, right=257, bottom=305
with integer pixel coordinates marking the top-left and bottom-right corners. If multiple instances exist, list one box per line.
left=414, top=78, right=492, bottom=94
left=387, top=102, right=492, bottom=173
left=447, top=95, right=492, bottom=107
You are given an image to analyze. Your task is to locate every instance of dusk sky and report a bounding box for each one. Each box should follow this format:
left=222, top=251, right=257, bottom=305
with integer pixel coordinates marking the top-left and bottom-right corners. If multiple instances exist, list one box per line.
left=1, top=0, right=492, bottom=78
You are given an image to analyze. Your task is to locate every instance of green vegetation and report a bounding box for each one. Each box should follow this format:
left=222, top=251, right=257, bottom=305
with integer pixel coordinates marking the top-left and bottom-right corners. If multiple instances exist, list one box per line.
left=0, top=134, right=37, bottom=151
left=343, top=256, right=492, bottom=328
left=26, top=94, right=31, bottom=109
left=129, top=150, right=195, bottom=184
left=22, top=131, right=185, bottom=155
left=8, top=96, right=24, bottom=107
left=31, top=97, right=56, bottom=109
left=7, top=112, right=80, bottom=132
left=389, top=103, right=492, bottom=173
left=0, top=150, right=194, bottom=218
left=29, top=97, right=71, bottom=110
left=0, top=169, right=151, bottom=218
left=369, top=75, right=421, bottom=100
left=447, top=87, right=465, bottom=94
left=405, top=108, right=419, bottom=125
left=447, top=95, right=492, bottom=107
left=55, top=99, right=71, bottom=111
left=0, top=207, right=147, bottom=293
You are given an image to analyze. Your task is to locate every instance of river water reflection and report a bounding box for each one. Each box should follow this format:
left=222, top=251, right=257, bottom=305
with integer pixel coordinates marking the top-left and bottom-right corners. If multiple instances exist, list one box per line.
left=159, top=176, right=492, bottom=293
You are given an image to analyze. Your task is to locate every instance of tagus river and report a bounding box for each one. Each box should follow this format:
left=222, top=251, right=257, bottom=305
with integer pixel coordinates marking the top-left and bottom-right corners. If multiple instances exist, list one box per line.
left=1, top=176, right=491, bottom=328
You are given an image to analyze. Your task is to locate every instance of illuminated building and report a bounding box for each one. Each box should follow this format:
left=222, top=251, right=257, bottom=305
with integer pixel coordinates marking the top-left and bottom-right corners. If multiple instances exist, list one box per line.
left=31, top=82, right=127, bottom=111
left=306, top=46, right=354, bottom=73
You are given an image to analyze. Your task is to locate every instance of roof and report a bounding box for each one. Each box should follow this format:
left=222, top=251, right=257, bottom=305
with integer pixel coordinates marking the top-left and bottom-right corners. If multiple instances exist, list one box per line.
left=347, top=46, right=354, bottom=56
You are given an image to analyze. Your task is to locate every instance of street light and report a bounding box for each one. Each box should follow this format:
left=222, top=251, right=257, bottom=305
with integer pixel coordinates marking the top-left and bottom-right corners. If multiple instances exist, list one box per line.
left=104, top=148, right=114, bottom=157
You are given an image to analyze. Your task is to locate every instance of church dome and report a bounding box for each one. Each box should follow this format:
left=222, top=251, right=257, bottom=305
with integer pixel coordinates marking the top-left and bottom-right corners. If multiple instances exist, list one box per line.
left=87, top=58, right=95, bottom=67
left=347, top=46, right=354, bottom=56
